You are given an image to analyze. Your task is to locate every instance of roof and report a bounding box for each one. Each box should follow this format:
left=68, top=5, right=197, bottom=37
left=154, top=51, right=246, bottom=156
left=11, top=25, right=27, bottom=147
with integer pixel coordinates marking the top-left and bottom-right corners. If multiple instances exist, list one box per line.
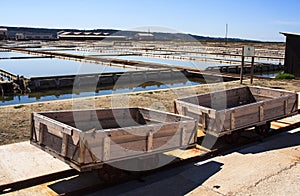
left=0, top=28, right=8, bottom=31
left=58, top=31, right=110, bottom=36
left=135, top=33, right=154, bottom=37
left=280, top=32, right=300, bottom=37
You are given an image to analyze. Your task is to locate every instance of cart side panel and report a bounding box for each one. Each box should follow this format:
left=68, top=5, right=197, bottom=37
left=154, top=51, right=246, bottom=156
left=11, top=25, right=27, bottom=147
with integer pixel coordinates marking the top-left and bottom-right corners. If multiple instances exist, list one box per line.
left=263, top=94, right=298, bottom=120
left=31, top=113, right=90, bottom=165
left=179, top=86, right=254, bottom=110
left=175, top=86, right=298, bottom=137
left=31, top=108, right=197, bottom=171
left=83, top=120, right=196, bottom=162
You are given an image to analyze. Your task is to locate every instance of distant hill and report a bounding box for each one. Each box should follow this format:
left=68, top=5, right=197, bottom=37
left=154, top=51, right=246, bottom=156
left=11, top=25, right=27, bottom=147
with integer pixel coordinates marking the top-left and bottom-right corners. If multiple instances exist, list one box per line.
left=0, top=26, right=259, bottom=42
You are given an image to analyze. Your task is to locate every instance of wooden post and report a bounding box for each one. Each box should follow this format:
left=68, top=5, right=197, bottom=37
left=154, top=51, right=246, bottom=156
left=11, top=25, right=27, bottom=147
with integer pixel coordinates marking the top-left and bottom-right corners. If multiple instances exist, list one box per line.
left=250, top=56, right=255, bottom=84
left=103, top=136, right=110, bottom=161
left=180, top=128, right=186, bottom=146
left=240, top=55, right=245, bottom=84
left=78, top=140, right=86, bottom=164
left=38, top=123, right=46, bottom=145
left=147, top=131, right=153, bottom=152
left=241, top=46, right=255, bottom=85
left=61, top=133, right=69, bottom=157
left=202, top=113, right=208, bottom=130
left=259, top=105, right=264, bottom=122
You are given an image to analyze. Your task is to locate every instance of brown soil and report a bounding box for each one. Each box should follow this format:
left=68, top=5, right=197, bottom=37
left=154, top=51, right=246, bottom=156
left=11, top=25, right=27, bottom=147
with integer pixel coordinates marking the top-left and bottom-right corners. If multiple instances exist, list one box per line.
left=0, top=78, right=299, bottom=146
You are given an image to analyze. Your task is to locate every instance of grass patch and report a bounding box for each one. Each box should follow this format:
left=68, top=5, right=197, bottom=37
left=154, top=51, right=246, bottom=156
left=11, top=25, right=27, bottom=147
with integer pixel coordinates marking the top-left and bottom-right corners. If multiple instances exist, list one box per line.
left=275, top=72, right=295, bottom=79
left=13, top=105, right=24, bottom=109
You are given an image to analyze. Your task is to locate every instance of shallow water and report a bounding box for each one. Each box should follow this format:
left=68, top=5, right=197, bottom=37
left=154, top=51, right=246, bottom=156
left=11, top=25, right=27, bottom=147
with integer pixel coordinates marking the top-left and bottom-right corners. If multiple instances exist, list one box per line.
left=0, top=58, right=128, bottom=78
left=108, top=55, right=230, bottom=69
left=0, top=51, right=37, bottom=58
left=0, top=78, right=203, bottom=106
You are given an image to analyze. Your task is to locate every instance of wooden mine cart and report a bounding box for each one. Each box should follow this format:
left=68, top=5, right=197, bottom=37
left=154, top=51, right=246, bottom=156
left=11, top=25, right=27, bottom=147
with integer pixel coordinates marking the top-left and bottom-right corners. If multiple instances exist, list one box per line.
left=175, top=86, right=298, bottom=137
left=30, top=107, right=197, bottom=171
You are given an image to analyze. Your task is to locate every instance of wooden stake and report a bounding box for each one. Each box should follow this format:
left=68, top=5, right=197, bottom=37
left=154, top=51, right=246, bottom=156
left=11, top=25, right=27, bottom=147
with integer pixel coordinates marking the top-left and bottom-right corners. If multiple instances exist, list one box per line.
left=250, top=56, right=255, bottom=84
left=240, top=55, right=245, bottom=84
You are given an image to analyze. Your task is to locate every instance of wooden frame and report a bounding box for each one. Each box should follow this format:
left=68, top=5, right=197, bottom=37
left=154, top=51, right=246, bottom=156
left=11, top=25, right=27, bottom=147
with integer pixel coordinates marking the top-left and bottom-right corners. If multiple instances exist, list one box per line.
left=175, top=86, right=298, bottom=137
left=30, top=107, right=197, bottom=172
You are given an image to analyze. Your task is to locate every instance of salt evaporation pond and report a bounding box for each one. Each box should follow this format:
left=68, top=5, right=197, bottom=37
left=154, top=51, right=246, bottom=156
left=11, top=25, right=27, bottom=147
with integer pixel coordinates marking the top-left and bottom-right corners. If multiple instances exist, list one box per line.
left=0, top=79, right=203, bottom=106
left=0, top=57, right=128, bottom=78
left=108, top=55, right=231, bottom=69
left=0, top=51, right=38, bottom=58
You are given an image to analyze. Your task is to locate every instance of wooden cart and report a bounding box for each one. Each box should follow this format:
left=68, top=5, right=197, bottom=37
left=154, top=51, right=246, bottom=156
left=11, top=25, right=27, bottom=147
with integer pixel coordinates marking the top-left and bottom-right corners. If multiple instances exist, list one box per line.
left=30, top=107, right=197, bottom=172
left=175, top=86, right=298, bottom=137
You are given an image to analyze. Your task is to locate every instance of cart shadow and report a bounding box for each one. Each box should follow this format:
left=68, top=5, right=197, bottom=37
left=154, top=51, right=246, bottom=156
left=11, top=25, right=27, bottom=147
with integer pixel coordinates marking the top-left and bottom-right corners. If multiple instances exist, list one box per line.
left=238, top=129, right=300, bottom=154
left=48, top=160, right=223, bottom=195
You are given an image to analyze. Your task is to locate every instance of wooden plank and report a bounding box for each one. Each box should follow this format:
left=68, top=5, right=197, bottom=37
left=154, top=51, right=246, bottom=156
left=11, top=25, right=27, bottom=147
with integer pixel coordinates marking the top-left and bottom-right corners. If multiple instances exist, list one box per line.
left=140, top=108, right=184, bottom=122
left=108, top=135, right=182, bottom=160
left=84, top=122, right=195, bottom=147
left=176, top=100, right=215, bottom=117
left=34, top=114, right=73, bottom=136
left=250, top=86, right=295, bottom=98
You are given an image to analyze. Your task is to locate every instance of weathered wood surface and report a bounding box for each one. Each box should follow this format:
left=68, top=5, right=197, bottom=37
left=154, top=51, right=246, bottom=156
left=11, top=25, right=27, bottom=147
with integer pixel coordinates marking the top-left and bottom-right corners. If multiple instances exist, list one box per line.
left=175, top=86, right=298, bottom=137
left=30, top=107, right=197, bottom=171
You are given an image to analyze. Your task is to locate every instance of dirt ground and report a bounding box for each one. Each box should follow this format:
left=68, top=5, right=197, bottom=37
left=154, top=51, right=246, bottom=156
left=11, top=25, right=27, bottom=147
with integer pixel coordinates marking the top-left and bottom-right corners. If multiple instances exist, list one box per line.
left=0, top=78, right=299, bottom=146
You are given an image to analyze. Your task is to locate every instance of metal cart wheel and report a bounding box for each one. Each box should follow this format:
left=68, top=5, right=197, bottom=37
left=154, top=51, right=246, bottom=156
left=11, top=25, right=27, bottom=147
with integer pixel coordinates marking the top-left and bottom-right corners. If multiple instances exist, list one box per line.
left=223, top=130, right=241, bottom=144
left=98, top=164, right=125, bottom=183
left=255, top=122, right=271, bottom=137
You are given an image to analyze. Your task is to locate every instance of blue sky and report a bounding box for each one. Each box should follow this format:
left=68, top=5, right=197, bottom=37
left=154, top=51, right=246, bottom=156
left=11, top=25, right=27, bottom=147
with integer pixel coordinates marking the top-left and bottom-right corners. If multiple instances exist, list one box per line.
left=1, top=0, right=300, bottom=41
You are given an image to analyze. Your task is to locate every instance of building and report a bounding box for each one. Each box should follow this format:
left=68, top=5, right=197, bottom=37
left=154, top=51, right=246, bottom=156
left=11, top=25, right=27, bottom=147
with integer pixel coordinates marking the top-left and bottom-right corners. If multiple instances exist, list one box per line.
left=134, top=33, right=154, bottom=41
left=0, top=28, right=8, bottom=40
left=113, top=41, right=133, bottom=47
left=57, top=31, right=127, bottom=41
left=15, top=33, right=54, bottom=40
left=281, top=32, right=300, bottom=78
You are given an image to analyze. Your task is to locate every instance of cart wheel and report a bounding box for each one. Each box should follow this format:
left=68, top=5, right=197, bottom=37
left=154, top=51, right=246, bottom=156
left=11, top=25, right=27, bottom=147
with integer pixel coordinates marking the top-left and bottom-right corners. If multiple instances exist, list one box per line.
left=98, top=164, right=125, bottom=183
left=224, top=130, right=241, bottom=144
left=255, top=122, right=271, bottom=137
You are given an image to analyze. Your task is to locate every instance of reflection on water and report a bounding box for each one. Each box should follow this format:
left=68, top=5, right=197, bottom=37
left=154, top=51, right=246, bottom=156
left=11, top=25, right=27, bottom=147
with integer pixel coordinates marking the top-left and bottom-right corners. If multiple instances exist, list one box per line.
left=0, top=58, right=128, bottom=78
left=255, top=71, right=279, bottom=78
left=0, top=77, right=204, bottom=106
